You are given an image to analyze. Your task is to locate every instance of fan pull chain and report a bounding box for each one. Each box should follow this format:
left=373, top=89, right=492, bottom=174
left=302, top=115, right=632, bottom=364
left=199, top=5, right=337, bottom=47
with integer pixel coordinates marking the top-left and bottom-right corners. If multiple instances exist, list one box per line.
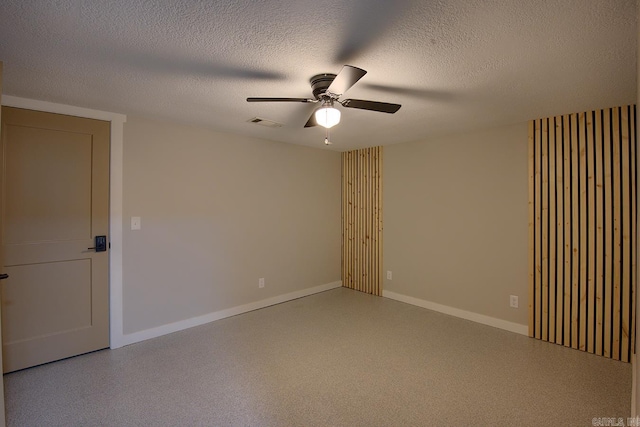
left=324, top=127, right=332, bottom=145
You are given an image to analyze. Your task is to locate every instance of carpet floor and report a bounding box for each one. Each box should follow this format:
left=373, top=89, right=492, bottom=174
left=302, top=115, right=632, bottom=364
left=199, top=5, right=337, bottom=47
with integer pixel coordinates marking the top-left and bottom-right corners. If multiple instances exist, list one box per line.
left=4, top=287, right=632, bottom=426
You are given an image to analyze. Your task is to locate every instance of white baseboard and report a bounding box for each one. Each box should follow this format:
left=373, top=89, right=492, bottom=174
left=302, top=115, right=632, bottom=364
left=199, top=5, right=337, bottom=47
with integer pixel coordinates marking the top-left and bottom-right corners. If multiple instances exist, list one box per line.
left=382, top=290, right=528, bottom=336
left=120, top=281, right=342, bottom=347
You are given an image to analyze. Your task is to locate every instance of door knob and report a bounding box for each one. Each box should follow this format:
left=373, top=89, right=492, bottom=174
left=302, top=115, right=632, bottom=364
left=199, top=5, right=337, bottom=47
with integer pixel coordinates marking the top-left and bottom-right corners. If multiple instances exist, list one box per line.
left=0, top=274, right=8, bottom=280
left=88, top=235, right=107, bottom=252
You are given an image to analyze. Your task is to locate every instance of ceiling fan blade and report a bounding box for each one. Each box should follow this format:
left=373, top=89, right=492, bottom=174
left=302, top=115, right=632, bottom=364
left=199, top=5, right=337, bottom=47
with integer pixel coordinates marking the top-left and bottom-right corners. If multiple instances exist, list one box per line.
left=341, top=99, right=401, bottom=114
left=326, top=65, right=367, bottom=96
left=247, top=97, right=315, bottom=103
left=304, top=110, right=318, bottom=128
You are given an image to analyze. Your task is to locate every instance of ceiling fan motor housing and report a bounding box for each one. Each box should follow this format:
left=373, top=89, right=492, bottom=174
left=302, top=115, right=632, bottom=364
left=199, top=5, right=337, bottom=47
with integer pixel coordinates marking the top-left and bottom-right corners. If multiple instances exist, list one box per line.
left=310, top=73, right=337, bottom=100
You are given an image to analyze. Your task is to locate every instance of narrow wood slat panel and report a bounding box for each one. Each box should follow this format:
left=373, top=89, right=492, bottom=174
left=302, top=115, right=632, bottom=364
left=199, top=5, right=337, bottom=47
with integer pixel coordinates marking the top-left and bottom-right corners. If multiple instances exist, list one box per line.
left=367, top=149, right=377, bottom=295
left=368, top=148, right=373, bottom=294
left=364, top=149, right=369, bottom=293
left=356, top=150, right=361, bottom=292
left=345, top=150, right=350, bottom=289
left=376, top=148, right=379, bottom=295
left=558, top=117, right=572, bottom=346
left=363, top=150, right=367, bottom=292
left=372, top=149, right=376, bottom=295
left=351, top=150, right=356, bottom=289
left=342, top=152, right=353, bottom=287
left=355, top=149, right=360, bottom=291
left=371, top=149, right=375, bottom=294
left=348, top=150, right=352, bottom=289
left=341, top=152, right=346, bottom=286
left=630, top=105, right=637, bottom=358
left=362, top=150, right=366, bottom=293
left=603, top=110, right=613, bottom=358
left=348, top=151, right=352, bottom=288
left=358, top=150, right=362, bottom=291
left=349, top=151, right=355, bottom=289
left=345, top=151, right=351, bottom=289
left=341, top=153, right=345, bottom=284
left=352, top=149, right=357, bottom=291
left=555, top=117, right=565, bottom=342
left=376, top=146, right=383, bottom=296
left=350, top=150, right=355, bottom=291
left=587, top=111, right=596, bottom=354
left=535, top=120, right=543, bottom=339
left=579, top=112, right=588, bottom=351
left=365, top=149, right=370, bottom=294
left=612, top=107, right=622, bottom=360
left=358, top=149, right=363, bottom=292
left=341, top=152, right=344, bottom=285
left=377, top=146, right=380, bottom=295
left=556, top=116, right=572, bottom=345
left=371, top=148, right=375, bottom=295
left=620, top=106, right=631, bottom=362
left=368, top=149, right=372, bottom=293
left=341, top=153, right=344, bottom=284
left=342, top=152, right=347, bottom=287
left=571, top=113, right=580, bottom=349
left=548, top=116, right=557, bottom=343
left=542, top=118, right=550, bottom=341
left=528, top=122, right=535, bottom=336
left=341, top=147, right=383, bottom=296
left=595, top=111, right=605, bottom=356
left=377, top=147, right=383, bottom=296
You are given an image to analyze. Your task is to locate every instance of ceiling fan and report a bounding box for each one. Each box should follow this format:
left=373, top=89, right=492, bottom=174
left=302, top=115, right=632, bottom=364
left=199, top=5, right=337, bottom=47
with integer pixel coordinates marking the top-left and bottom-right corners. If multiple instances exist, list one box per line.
left=247, top=65, right=401, bottom=129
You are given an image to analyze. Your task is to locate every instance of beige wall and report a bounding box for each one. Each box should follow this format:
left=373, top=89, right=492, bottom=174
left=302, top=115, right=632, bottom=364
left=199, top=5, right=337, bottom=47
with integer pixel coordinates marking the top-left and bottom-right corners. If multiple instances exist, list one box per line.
left=384, top=122, right=529, bottom=325
left=122, top=116, right=341, bottom=334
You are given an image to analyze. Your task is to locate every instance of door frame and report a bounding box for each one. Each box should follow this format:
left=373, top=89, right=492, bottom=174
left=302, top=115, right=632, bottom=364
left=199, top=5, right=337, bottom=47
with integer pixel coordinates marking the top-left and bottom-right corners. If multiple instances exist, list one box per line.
left=1, top=95, right=127, bottom=349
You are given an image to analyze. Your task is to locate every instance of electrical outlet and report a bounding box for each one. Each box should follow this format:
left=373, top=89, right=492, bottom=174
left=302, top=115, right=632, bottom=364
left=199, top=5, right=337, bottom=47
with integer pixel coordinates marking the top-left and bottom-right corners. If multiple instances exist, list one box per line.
left=387, top=270, right=392, bottom=280
left=258, top=278, right=265, bottom=288
left=510, top=295, right=519, bottom=308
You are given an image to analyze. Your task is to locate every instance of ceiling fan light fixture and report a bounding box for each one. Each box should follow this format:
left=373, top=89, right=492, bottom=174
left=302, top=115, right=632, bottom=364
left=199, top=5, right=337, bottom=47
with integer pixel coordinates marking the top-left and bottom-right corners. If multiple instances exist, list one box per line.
left=315, top=106, right=341, bottom=128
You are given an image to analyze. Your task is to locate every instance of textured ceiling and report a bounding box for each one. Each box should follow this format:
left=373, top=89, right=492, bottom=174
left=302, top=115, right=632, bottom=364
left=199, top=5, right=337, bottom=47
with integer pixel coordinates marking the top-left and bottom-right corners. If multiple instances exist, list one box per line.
left=0, top=0, right=636, bottom=150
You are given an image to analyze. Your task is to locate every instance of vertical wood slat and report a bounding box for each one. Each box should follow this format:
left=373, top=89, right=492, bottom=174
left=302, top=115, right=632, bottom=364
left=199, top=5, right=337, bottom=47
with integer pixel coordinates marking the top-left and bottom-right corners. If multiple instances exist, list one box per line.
left=612, top=107, right=621, bottom=360
left=528, top=121, right=535, bottom=337
left=341, top=147, right=383, bottom=296
left=535, top=120, right=543, bottom=339
left=631, top=105, right=637, bottom=359
left=550, top=117, right=571, bottom=344
left=621, top=106, right=631, bottom=362
left=587, top=111, right=596, bottom=354
left=542, top=118, right=549, bottom=341
left=629, top=106, right=638, bottom=359
left=595, top=111, right=605, bottom=356
left=579, top=112, right=588, bottom=351
left=549, top=118, right=557, bottom=343
left=571, top=113, right=579, bottom=349
left=376, top=146, right=382, bottom=295
left=564, top=113, right=578, bottom=348
left=528, top=105, right=637, bottom=362
left=555, top=117, right=573, bottom=345
left=603, top=111, right=613, bottom=358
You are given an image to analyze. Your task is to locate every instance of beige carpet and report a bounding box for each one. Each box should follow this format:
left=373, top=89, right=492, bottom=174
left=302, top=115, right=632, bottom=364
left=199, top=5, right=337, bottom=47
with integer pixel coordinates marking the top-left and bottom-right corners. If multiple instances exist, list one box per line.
left=4, top=287, right=631, bottom=426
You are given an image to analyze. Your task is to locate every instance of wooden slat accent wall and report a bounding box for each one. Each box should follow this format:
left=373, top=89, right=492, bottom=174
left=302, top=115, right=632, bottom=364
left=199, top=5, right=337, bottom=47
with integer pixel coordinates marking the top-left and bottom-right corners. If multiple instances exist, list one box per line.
left=342, top=146, right=383, bottom=296
left=529, top=105, right=637, bottom=362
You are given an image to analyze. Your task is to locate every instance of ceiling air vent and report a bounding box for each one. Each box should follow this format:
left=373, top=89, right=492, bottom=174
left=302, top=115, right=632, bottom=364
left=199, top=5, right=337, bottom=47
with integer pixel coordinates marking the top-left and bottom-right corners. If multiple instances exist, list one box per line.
left=247, top=117, right=283, bottom=128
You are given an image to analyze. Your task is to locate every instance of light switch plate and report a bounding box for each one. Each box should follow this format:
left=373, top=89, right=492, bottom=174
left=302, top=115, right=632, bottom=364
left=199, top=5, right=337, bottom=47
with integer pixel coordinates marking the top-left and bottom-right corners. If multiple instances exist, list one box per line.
left=131, top=216, right=141, bottom=230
